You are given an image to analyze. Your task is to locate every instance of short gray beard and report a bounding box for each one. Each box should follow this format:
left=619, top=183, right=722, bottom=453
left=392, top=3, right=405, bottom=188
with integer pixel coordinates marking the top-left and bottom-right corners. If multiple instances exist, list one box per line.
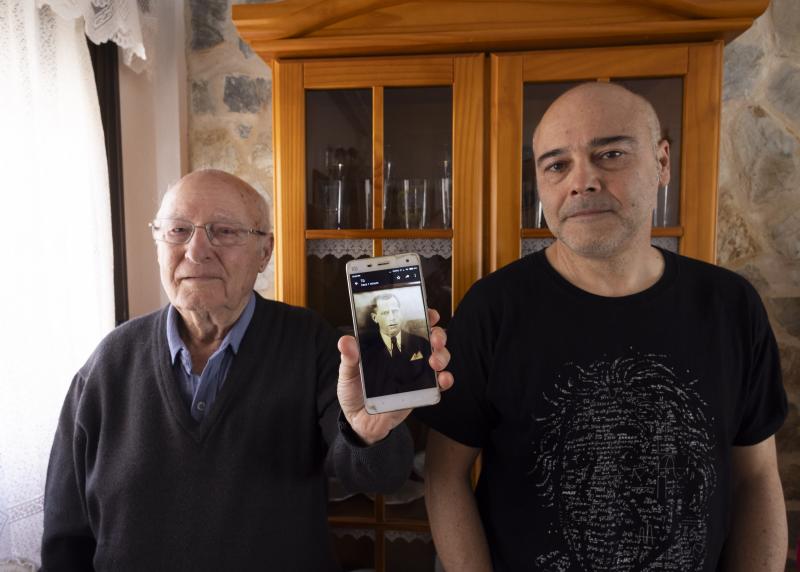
left=553, top=216, right=641, bottom=259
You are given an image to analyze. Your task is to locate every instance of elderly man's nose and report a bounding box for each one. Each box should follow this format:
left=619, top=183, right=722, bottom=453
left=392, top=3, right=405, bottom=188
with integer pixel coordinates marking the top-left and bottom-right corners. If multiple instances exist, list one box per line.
left=185, top=226, right=213, bottom=262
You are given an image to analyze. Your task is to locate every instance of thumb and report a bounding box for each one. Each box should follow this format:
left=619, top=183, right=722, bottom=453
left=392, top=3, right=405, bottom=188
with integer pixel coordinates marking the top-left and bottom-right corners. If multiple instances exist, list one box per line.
left=338, top=336, right=360, bottom=378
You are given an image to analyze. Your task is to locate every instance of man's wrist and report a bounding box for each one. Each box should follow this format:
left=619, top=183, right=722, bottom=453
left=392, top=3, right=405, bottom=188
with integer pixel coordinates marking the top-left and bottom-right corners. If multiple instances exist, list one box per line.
left=338, top=412, right=390, bottom=447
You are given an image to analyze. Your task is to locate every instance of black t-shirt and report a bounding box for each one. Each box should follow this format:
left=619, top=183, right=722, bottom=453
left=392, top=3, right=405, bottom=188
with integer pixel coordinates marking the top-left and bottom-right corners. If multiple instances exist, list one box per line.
left=416, top=248, right=787, bottom=572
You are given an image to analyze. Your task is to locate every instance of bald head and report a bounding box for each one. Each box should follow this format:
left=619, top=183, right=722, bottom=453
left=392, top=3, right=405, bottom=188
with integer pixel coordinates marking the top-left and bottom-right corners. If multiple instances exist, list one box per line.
left=161, top=169, right=271, bottom=233
left=534, top=82, right=662, bottom=155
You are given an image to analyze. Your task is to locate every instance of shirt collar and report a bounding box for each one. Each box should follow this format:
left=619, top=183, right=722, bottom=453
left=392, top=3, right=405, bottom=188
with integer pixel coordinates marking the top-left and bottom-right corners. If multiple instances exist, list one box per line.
left=166, top=292, right=257, bottom=364
left=380, top=330, right=401, bottom=352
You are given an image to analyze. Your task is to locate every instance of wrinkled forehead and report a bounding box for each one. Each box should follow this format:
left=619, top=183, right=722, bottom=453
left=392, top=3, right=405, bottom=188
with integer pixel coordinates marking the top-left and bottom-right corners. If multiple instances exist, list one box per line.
left=158, top=177, right=258, bottom=223
left=533, top=87, right=652, bottom=153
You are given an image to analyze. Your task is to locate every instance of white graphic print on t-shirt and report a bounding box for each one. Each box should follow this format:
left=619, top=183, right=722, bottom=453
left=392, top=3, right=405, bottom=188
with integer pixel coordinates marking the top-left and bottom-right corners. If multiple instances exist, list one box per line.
left=530, top=351, right=717, bottom=571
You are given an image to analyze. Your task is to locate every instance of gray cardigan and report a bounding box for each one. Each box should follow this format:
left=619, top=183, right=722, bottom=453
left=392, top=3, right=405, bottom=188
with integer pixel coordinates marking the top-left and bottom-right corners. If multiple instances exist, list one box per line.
left=42, top=295, right=412, bottom=571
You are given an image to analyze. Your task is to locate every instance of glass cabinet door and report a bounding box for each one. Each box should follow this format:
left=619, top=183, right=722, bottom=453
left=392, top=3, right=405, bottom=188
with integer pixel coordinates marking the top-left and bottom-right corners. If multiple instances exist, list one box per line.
left=490, top=43, right=723, bottom=268
left=272, top=54, right=483, bottom=572
left=383, top=87, right=453, bottom=231
left=306, top=89, right=372, bottom=230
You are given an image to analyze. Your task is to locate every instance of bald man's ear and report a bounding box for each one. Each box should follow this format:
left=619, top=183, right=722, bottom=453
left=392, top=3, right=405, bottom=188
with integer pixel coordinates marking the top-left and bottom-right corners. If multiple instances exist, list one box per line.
left=656, top=139, right=671, bottom=188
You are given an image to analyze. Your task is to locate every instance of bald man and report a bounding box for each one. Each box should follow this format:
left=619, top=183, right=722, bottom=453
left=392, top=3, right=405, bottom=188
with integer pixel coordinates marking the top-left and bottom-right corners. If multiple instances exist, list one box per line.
left=41, top=169, right=453, bottom=571
left=416, top=83, right=787, bottom=571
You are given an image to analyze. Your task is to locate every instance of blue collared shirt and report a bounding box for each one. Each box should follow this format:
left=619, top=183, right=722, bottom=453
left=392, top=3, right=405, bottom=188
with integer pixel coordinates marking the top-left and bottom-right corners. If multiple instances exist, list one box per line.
left=166, top=293, right=256, bottom=422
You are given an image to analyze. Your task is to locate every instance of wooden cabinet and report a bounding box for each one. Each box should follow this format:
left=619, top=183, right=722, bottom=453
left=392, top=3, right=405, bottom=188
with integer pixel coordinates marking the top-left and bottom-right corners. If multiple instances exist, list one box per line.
left=233, top=2, right=768, bottom=570
left=270, top=53, right=483, bottom=571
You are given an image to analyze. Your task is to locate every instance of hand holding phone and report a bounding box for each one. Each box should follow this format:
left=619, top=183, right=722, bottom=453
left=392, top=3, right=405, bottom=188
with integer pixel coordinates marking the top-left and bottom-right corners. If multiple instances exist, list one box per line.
left=336, top=308, right=452, bottom=444
left=338, top=252, right=454, bottom=443
left=337, top=310, right=453, bottom=445
left=346, top=253, right=442, bottom=414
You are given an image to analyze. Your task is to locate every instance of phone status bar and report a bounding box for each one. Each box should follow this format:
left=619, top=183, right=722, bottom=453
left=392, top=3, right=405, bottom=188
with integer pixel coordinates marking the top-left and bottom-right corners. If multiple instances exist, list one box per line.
left=351, top=266, right=421, bottom=291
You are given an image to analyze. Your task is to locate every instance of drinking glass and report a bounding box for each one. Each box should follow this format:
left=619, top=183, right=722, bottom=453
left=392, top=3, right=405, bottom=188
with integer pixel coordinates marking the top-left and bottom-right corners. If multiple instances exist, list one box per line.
left=403, top=179, right=428, bottom=229
left=323, top=180, right=344, bottom=229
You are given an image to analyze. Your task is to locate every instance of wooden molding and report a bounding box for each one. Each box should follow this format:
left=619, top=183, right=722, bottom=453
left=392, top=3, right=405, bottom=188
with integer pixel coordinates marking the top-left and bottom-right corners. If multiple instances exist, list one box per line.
left=235, top=0, right=769, bottom=41
left=306, top=229, right=453, bottom=239
left=272, top=61, right=308, bottom=305
left=452, top=54, right=485, bottom=305
left=522, top=45, right=689, bottom=81
left=489, top=54, right=523, bottom=271
left=234, top=0, right=767, bottom=60
left=680, top=42, right=722, bottom=263
left=304, top=56, right=454, bottom=88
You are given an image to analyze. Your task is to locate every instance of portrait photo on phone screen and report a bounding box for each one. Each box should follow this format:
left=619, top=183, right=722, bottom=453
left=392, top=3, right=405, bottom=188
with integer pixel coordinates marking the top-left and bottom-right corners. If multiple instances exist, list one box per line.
left=350, top=267, right=435, bottom=398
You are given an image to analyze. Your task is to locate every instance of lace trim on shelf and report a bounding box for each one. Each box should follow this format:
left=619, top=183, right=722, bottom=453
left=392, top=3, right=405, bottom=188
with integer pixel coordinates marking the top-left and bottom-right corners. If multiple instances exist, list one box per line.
left=306, top=239, right=373, bottom=258
left=306, top=238, right=452, bottom=258
left=383, top=238, right=451, bottom=258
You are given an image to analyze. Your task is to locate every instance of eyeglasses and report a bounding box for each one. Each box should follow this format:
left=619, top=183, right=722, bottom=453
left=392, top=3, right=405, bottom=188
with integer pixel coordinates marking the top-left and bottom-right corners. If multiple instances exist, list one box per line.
left=149, top=218, right=268, bottom=247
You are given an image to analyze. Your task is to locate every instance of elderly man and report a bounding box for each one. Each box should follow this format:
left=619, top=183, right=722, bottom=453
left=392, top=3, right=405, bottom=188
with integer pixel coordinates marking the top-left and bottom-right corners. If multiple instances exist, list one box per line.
left=417, top=83, right=787, bottom=571
left=359, top=292, right=433, bottom=397
left=41, top=169, right=452, bottom=571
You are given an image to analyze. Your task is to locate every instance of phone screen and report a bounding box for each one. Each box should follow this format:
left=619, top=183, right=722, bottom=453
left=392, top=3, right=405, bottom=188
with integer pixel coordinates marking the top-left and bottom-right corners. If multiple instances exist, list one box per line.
left=349, top=264, right=436, bottom=398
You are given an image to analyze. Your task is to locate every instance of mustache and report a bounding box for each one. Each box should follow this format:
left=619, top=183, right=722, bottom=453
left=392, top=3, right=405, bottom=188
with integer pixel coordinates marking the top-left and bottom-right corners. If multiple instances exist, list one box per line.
left=558, top=197, right=618, bottom=221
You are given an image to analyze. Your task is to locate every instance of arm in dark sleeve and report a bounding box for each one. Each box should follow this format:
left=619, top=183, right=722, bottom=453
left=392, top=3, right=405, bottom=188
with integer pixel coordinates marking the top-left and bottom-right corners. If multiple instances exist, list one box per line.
left=315, top=319, right=413, bottom=494
left=733, top=283, right=788, bottom=446
left=41, top=373, right=96, bottom=571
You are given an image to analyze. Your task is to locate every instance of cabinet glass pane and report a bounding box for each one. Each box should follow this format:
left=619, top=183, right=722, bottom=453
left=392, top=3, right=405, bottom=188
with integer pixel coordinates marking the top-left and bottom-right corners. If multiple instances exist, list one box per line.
left=651, top=237, right=679, bottom=253
left=385, top=415, right=428, bottom=522
left=330, top=528, right=375, bottom=571
left=521, top=237, right=555, bottom=258
left=327, top=481, right=375, bottom=519
left=615, top=77, right=683, bottom=227
left=306, top=89, right=372, bottom=230
left=385, top=531, right=436, bottom=572
left=383, top=239, right=451, bottom=326
left=307, top=239, right=373, bottom=332
left=521, top=78, right=683, bottom=230
left=382, top=483, right=427, bottom=522
left=384, top=87, right=453, bottom=230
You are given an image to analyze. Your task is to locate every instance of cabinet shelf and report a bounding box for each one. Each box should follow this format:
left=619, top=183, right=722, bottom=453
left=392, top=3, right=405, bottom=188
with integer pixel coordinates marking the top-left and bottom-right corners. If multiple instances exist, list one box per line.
left=329, top=518, right=432, bottom=533
left=306, top=229, right=454, bottom=239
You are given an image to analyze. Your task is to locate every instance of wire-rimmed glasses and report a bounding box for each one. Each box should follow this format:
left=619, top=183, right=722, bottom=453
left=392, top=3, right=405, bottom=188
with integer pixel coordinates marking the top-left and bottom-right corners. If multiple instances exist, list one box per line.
left=149, top=218, right=268, bottom=247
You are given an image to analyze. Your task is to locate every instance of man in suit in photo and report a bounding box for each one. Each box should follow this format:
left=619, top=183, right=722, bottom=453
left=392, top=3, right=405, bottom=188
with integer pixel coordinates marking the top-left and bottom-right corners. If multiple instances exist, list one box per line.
left=360, top=292, right=434, bottom=397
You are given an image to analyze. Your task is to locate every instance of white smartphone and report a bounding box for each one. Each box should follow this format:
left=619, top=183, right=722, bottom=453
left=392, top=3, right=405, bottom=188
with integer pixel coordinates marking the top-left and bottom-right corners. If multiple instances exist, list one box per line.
left=346, top=253, right=441, bottom=414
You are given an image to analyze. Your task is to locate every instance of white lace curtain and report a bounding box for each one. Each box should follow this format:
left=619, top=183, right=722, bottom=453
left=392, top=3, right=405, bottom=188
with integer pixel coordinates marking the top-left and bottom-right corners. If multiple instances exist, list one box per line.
left=0, top=0, right=147, bottom=566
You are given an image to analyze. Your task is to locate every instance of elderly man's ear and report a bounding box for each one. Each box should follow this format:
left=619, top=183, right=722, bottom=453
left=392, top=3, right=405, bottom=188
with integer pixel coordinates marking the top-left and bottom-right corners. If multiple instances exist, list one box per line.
left=259, top=235, right=274, bottom=272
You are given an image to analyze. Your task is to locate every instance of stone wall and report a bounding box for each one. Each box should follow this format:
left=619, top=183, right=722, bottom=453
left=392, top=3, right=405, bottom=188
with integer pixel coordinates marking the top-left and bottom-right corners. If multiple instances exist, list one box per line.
left=718, top=0, right=800, bottom=567
left=186, top=0, right=800, bottom=566
left=186, top=0, right=275, bottom=299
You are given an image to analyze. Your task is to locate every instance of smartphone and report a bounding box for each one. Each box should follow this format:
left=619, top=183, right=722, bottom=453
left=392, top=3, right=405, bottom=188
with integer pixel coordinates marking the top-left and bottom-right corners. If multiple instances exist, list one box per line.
left=346, top=253, right=441, bottom=414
